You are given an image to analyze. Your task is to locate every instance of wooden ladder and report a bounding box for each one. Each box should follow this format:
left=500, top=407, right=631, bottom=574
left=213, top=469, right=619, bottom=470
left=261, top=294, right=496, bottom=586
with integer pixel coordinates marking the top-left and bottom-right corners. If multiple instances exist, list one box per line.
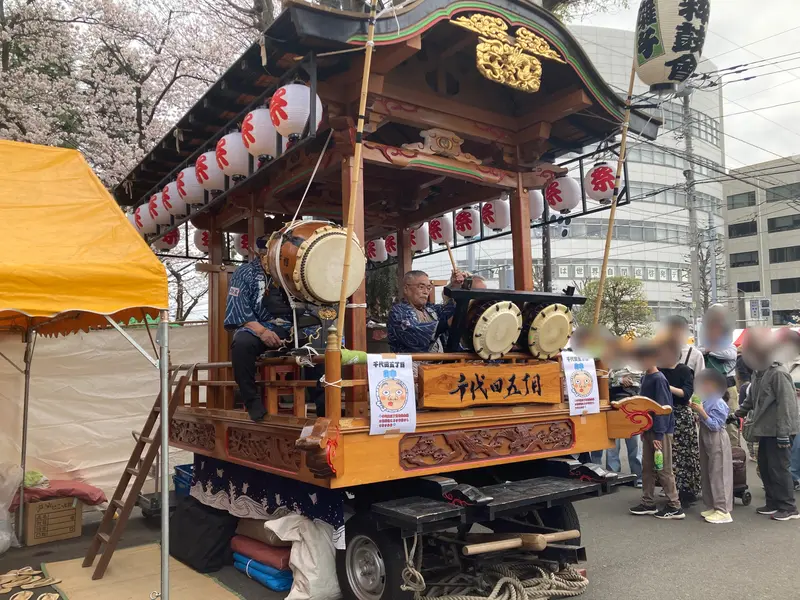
left=82, top=373, right=190, bottom=580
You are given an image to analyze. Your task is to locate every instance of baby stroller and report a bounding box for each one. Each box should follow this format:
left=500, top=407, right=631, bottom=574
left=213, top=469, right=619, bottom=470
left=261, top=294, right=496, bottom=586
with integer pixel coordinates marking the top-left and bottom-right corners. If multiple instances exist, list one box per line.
left=729, top=414, right=752, bottom=506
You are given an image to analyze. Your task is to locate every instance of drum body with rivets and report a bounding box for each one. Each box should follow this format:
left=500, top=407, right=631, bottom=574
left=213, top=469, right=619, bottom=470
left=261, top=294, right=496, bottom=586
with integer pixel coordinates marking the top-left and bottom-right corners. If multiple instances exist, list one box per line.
left=263, top=220, right=365, bottom=305
left=519, top=303, right=573, bottom=359
left=462, top=300, right=523, bottom=360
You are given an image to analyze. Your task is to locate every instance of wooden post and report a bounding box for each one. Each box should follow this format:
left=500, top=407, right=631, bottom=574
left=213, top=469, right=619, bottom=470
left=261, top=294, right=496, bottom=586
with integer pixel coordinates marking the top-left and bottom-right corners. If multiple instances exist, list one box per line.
left=397, top=228, right=413, bottom=292
left=324, top=327, right=342, bottom=424
left=510, top=168, right=533, bottom=291
left=207, top=218, right=230, bottom=409
left=341, top=156, right=369, bottom=417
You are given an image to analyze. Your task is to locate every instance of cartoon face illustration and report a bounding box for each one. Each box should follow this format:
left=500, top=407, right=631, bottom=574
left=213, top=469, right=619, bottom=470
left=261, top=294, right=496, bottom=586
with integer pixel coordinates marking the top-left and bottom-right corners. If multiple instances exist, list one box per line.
left=376, top=377, right=408, bottom=412
left=570, top=370, right=593, bottom=397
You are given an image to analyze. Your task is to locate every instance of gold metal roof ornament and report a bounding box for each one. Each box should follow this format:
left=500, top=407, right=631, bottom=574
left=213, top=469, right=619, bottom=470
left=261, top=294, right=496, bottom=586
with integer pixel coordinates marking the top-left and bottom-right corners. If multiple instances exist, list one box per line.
left=451, top=13, right=565, bottom=93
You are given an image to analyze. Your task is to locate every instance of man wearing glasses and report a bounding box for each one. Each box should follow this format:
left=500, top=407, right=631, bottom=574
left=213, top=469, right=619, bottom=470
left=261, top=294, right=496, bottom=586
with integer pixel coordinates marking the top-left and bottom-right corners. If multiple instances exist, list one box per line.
left=387, top=270, right=465, bottom=354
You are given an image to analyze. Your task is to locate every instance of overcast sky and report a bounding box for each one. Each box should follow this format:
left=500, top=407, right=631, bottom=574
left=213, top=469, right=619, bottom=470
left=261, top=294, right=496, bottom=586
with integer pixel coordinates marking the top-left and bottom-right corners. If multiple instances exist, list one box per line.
left=569, top=0, right=800, bottom=168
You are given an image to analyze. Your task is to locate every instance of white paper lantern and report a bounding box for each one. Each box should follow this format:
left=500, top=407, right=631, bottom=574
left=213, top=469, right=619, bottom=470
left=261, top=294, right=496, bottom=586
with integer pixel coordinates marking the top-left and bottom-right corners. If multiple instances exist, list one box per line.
left=148, top=193, right=171, bottom=226
left=216, top=133, right=250, bottom=179
left=529, top=189, right=544, bottom=221
left=233, top=233, right=251, bottom=256
left=455, top=207, right=480, bottom=238
left=428, top=214, right=454, bottom=245
left=367, top=238, right=388, bottom=263
left=584, top=162, right=616, bottom=204
left=410, top=223, right=429, bottom=253
left=162, top=181, right=186, bottom=217
left=269, top=83, right=323, bottom=138
left=127, top=211, right=141, bottom=234
left=242, top=108, right=282, bottom=158
left=544, top=176, right=582, bottom=214
left=177, top=166, right=205, bottom=205
left=194, top=229, right=210, bottom=253
left=195, top=151, right=225, bottom=191
left=135, top=203, right=157, bottom=234
left=634, top=0, right=710, bottom=92
left=153, top=229, right=180, bottom=251
left=385, top=233, right=398, bottom=257
left=481, top=199, right=510, bottom=231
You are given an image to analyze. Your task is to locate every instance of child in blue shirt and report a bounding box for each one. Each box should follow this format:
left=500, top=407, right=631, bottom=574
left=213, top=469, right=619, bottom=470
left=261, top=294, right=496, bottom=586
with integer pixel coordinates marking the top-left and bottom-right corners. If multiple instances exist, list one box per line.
left=691, top=369, right=734, bottom=524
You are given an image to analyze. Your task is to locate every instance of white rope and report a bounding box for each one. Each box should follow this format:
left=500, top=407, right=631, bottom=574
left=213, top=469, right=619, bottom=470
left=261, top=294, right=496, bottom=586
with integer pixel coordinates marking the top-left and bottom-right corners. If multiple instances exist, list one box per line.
left=401, top=535, right=426, bottom=594
left=289, top=128, right=334, bottom=228
left=320, top=375, right=342, bottom=388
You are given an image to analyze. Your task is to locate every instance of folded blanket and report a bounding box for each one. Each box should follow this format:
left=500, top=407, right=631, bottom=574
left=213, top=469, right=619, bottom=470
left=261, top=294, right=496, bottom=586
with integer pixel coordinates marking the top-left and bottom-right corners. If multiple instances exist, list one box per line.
left=231, top=534, right=291, bottom=570
left=11, top=480, right=106, bottom=512
left=234, top=554, right=293, bottom=592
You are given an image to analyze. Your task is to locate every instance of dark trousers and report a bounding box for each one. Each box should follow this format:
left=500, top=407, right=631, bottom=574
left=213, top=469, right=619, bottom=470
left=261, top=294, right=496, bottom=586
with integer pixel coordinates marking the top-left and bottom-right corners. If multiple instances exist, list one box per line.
left=757, top=436, right=797, bottom=512
left=231, top=330, right=327, bottom=420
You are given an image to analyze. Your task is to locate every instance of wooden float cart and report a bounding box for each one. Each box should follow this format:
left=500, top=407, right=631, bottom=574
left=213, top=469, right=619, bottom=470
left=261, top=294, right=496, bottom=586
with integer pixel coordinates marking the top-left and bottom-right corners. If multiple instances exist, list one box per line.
left=92, top=0, right=670, bottom=595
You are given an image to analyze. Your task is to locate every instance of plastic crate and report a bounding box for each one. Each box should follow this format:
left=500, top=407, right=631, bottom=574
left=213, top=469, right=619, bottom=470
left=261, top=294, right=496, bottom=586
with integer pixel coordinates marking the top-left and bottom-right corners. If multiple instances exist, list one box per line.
left=173, top=463, right=194, bottom=497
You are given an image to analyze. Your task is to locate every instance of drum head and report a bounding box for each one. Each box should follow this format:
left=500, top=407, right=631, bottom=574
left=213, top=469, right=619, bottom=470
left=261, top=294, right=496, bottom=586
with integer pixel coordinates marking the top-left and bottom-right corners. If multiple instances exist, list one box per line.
left=472, top=301, right=522, bottom=360
left=295, top=227, right=365, bottom=304
left=528, top=303, right=573, bottom=358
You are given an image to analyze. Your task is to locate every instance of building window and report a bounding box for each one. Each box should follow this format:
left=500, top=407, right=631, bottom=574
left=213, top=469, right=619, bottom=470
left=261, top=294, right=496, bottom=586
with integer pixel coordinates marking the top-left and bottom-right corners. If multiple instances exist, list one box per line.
left=730, top=251, right=759, bottom=268
left=768, top=214, right=800, bottom=233
left=773, top=310, right=800, bottom=326
left=727, top=191, right=756, bottom=210
left=769, top=245, right=800, bottom=264
left=728, top=221, right=757, bottom=238
left=771, top=277, right=800, bottom=295
left=766, top=182, right=800, bottom=203
left=736, top=281, right=761, bottom=293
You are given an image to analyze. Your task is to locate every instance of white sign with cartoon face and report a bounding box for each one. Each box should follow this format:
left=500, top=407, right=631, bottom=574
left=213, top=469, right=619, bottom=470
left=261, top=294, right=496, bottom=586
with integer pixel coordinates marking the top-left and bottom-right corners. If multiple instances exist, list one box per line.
left=561, top=351, right=600, bottom=417
left=367, top=354, right=417, bottom=435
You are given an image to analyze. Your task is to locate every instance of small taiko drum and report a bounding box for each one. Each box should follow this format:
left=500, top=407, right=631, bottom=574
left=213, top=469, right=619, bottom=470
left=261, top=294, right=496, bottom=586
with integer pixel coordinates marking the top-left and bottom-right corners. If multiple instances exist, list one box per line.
left=462, top=300, right=523, bottom=360
left=518, top=303, right=573, bottom=359
left=263, top=220, right=365, bottom=305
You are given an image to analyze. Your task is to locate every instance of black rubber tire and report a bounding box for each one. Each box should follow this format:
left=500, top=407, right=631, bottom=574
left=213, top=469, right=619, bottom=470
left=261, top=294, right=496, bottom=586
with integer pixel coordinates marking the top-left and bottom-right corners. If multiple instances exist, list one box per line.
left=741, top=490, right=752, bottom=506
left=534, top=502, right=581, bottom=545
left=336, top=514, right=413, bottom=600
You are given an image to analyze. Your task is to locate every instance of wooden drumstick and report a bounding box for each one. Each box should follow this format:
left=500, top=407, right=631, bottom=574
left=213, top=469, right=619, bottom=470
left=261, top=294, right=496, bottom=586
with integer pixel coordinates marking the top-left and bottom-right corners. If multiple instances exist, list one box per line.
left=444, top=239, right=458, bottom=274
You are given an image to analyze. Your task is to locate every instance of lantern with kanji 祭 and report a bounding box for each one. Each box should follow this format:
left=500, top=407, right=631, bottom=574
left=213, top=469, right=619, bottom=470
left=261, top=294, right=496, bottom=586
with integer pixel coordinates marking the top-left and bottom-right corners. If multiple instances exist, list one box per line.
left=148, top=193, right=171, bottom=226
left=455, top=207, right=480, bottom=238
left=242, top=108, right=282, bottom=158
left=269, top=83, right=324, bottom=139
left=481, top=199, right=510, bottom=232
left=194, top=229, right=210, bottom=253
left=216, top=133, right=250, bottom=179
left=367, top=238, right=388, bottom=263
left=153, top=229, right=180, bottom=251
left=233, top=233, right=250, bottom=256
left=127, top=211, right=142, bottom=235
left=634, top=0, right=710, bottom=92
left=584, top=162, right=616, bottom=204
left=177, top=166, right=205, bottom=206
left=410, top=223, right=429, bottom=253
left=385, top=233, right=398, bottom=257
left=162, top=181, right=186, bottom=217
left=544, top=175, right=582, bottom=214
left=135, top=203, right=157, bottom=234
left=529, top=189, right=544, bottom=221
left=428, top=214, right=454, bottom=245
left=195, top=151, right=225, bottom=192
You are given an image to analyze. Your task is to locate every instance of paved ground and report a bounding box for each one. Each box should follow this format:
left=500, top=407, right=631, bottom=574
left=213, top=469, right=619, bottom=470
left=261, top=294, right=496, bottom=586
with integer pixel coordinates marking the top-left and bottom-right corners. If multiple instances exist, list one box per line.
left=2, top=460, right=798, bottom=600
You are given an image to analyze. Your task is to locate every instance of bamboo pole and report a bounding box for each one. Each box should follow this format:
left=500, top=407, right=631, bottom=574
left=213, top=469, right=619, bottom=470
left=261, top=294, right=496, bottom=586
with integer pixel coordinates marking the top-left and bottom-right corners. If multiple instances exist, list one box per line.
left=336, top=0, right=379, bottom=348
left=593, top=60, right=637, bottom=325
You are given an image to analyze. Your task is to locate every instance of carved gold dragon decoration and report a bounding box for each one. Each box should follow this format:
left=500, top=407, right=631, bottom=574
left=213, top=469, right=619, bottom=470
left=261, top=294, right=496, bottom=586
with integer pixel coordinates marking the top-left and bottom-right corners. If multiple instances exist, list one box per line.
left=450, top=13, right=565, bottom=93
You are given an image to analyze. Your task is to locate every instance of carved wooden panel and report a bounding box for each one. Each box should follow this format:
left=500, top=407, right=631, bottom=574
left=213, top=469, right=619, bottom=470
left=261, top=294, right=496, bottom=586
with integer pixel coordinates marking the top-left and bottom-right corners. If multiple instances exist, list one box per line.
left=399, top=420, right=573, bottom=470
left=227, top=428, right=302, bottom=473
left=418, top=361, right=562, bottom=409
left=170, top=419, right=215, bottom=451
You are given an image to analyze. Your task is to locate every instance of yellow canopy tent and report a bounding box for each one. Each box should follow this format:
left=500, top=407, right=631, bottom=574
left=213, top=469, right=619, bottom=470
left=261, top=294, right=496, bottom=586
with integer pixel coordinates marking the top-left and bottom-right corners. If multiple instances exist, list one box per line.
left=0, top=141, right=171, bottom=580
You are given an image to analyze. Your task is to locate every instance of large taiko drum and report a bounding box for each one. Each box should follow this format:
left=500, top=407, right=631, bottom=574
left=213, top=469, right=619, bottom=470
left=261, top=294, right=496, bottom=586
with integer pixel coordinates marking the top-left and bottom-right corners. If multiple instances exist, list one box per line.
left=263, top=220, right=366, bottom=304
left=518, top=303, right=573, bottom=359
left=462, top=300, right=522, bottom=360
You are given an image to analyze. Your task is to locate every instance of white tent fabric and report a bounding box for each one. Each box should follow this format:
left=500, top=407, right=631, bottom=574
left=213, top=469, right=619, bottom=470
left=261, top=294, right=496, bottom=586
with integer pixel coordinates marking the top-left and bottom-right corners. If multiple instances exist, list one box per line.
left=0, top=325, right=208, bottom=497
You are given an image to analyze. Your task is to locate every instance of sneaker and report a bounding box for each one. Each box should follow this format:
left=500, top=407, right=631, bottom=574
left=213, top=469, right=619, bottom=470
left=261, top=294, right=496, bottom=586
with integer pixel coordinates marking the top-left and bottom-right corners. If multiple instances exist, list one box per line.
left=757, top=506, right=778, bottom=515
left=705, top=510, right=733, bottom=524
left=654, top=506, right=686, bottom=520
left=794, top=480, right=800, bottom=491
left=771, top=510, right=800, bottom=521
left=701, top=509, right=716, bottom=518
left=634, top=480, right=643, bottom=489
left=629, top=503, right=658, bottom=515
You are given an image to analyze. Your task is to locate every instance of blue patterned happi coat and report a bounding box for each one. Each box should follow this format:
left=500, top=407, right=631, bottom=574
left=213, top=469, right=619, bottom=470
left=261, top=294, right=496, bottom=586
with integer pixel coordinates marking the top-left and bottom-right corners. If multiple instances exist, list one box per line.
left=387, top=299, right=456, bottom=353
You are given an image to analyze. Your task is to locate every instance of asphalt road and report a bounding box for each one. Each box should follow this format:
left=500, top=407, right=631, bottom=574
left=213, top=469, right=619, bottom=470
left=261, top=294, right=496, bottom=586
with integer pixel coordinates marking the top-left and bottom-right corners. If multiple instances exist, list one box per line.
left=2, top=460, right=797, bottom=600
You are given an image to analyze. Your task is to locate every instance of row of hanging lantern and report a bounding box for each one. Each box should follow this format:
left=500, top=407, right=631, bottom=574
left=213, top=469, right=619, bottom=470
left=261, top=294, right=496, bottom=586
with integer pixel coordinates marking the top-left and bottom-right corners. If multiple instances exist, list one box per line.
left=366, top=163, right=616, bottom=262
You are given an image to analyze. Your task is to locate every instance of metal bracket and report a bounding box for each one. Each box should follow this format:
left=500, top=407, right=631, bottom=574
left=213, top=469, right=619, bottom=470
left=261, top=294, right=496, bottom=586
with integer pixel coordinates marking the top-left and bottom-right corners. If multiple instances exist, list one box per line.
left=105, top=316, right=159, bottom=368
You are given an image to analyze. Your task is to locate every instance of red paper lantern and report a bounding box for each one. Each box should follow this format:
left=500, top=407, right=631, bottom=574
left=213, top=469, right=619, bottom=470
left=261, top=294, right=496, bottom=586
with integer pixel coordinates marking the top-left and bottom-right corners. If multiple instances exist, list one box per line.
left=481, top=199, right=510, bottom=231
left=544, top=176, right=582, bottom=214
left=269, top=84, right=323, bottom=138
left=195, top=152, right=225, bottom=191
left=429, top=214, right=454, bottom=245
left=583, top=162, right=615, bottom=204
left=455, top=207, right=480, bottom=238
left=385, top=233, right=398, bottom=257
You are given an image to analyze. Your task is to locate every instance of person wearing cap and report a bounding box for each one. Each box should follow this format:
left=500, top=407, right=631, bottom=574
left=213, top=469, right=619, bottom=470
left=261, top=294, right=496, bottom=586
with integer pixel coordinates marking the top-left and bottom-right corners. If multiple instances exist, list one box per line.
left=225, top=237, right=321, bottom=422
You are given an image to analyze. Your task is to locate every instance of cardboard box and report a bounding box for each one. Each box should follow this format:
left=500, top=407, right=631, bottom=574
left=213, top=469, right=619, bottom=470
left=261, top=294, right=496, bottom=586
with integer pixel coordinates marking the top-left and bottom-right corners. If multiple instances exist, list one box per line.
left=24, top=497, right=83, bottom=546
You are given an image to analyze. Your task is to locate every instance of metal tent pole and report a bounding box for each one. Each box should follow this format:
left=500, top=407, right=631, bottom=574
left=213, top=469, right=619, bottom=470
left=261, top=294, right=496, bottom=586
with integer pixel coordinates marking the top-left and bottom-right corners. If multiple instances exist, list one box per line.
left=17, top=331, right=37, bottom=545
left=158, top=311, right=170, bottom=600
